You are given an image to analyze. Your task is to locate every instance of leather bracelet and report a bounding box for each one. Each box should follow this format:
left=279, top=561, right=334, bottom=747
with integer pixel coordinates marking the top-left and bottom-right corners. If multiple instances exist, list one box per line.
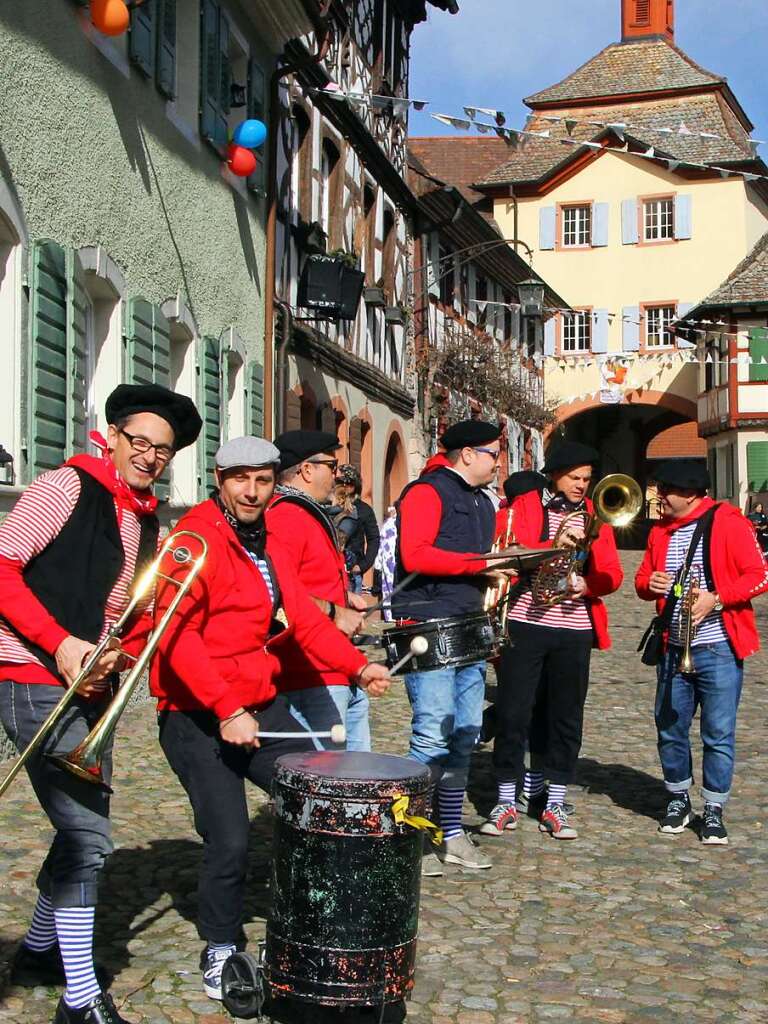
left=328, top=602, right=336, bottom=620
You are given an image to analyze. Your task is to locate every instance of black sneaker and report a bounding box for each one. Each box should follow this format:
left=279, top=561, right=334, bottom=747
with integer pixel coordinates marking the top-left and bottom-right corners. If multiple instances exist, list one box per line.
left=700, top=803, right=728, bottom=846
left=52, top=991, right=133, bottom=1023
left=11, top=943, right=65, bottom=987
left=516, top=790, right=575, bottom=818
left=658, top=792, right=692, bottom=834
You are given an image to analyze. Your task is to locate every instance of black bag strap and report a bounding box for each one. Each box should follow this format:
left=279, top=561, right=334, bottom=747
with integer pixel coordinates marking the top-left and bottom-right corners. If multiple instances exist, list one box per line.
left=657, top=503, right=720, bottom=630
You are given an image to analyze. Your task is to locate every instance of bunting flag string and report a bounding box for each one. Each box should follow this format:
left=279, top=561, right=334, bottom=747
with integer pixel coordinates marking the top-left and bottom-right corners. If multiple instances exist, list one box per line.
left=313, top=84, right=428, bottom=112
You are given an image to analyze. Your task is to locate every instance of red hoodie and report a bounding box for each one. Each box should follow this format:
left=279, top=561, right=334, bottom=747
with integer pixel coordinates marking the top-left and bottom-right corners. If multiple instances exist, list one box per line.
left=635, top=497, right=768, bottom=659
left=504, top=489, right=624, bottom=650
left=149, top=499, right=366, bottom=719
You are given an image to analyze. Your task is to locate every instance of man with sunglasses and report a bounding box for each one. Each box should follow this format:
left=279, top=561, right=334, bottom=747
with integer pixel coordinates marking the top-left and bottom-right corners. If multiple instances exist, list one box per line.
left=636, top=459, right=768, bottom=844
left=265, top=430, right=371, bottom=749
left=0, top=384, right=201, bottom=1024
left=392, top=419, right=503, bottom=873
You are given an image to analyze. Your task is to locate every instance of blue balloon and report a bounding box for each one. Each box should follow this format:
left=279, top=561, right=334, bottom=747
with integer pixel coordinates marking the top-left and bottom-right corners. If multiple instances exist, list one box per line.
left=233, top=119, right=267, bottom=149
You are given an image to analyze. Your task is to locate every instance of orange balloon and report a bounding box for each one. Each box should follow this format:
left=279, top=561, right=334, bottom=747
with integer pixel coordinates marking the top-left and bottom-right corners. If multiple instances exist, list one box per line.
left=91, top=0, right=130, bottom=37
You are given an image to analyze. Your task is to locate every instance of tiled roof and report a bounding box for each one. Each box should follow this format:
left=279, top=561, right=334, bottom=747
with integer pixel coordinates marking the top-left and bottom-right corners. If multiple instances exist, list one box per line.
left=699, top=232, right=768, bottom=307
left=408, top=137, right=510, bottom=206
left=647, top=420, right=707, bottom=460
left=475, top=92, right=756, bottom=188
left=525, top=39, right=723, bottom=106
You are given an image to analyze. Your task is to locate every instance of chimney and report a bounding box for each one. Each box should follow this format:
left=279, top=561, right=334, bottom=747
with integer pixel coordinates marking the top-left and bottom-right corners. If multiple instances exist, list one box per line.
left=621, top=0, right=674, bottom=42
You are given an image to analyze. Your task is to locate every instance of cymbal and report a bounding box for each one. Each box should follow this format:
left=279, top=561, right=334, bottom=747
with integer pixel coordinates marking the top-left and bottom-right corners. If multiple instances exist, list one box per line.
left=480, top=546, right=566, bottom=571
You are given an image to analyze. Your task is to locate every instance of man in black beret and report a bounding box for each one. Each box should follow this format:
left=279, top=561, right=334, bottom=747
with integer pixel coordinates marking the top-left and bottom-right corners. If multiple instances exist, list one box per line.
left=266, top=430, right=371, bottom=750
left=393, top=419, right=504, bottom=873
left=502, top=470, right=547, bottom=504
left=481, top=441, right=622, bottom=841
left=636, top=458, right=768, bottom=844
left=0, top=383, right=200, bottom=1024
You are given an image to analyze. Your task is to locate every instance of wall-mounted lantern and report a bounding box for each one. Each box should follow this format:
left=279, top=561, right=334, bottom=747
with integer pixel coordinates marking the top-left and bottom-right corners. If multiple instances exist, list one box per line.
left=517, top=278, right=545, bottom=318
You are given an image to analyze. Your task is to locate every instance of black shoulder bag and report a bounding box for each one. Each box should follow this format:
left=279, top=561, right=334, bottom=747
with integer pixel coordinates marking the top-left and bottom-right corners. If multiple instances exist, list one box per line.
left=637, top=505, right=719, bottom=667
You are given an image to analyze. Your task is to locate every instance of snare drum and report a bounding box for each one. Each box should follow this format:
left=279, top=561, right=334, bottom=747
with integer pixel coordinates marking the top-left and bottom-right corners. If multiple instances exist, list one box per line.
left=383, top=611, right=498, bottom=672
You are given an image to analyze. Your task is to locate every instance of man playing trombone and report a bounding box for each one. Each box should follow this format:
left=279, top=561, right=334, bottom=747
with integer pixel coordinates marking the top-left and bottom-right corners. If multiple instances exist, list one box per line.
left=0, top=384, right=201, bottom=1024
left=636, top=459, right=768, bottom=844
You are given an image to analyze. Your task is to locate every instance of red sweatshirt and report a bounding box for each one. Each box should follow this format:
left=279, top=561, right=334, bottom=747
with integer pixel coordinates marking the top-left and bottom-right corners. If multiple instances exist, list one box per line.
left=149, top=499, right=367, bottom=719
left=635, top=497, right=768, bottom=659
left=506, top=490, right=623, bottom=650
left=264, top=496, right=351, bottom=690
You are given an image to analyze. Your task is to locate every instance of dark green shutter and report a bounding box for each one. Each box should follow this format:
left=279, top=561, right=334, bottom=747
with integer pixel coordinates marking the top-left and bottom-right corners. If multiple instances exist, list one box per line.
left=747, top=441, right=768, bottom=493
left=28, top=241, right=69, bottom=475
left=200, top=0, right=228, bottom=149
left=247, top=57, right=266, bottom=193
left=125, top=299, right=171, bottom=387
left=245, top=361, right=264, bottom=435
left=156, top=0, right=176, bottom=98
left=66, top=250, right=89, bottom=456
left=197, top=336, right=222, bottom=495
left=130, top=0, right=156, bottom=77
left=749, top=327, right=768, bottom=382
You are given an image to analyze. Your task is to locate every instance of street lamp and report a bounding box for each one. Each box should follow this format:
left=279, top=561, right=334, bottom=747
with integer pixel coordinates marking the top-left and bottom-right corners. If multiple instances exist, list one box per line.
left=517, top=278, right=545, bottom=318
left=0, top=446, right=14, bottom=486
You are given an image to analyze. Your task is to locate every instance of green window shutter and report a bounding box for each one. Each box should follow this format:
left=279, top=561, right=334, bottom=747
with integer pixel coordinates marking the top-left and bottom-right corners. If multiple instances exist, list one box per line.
left=125, top=299, right=170, bottom=387
left=245, top=361, right=264, bottom=436
left=747, top=441, right=768, bottom=493
left=748, top=327, right=768, bottom=382
left=247, top=57, right=266, bottom=194
left=130, top=0, right=156, bottom=77
left=199, top=0, right=228, bottom=149
left=197, top=336, right=222, bottom=496
left=66, top=250, right=89, bottom=457
left=156, top=0, right=177, bottom=98
left=28, top=241, right=69, bottom=476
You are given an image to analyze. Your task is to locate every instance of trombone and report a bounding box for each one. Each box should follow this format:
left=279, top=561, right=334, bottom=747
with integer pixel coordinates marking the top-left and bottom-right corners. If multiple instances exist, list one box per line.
left=483, top=507, right=516, bottom=644
left=0, top=530, right=206, bottom=798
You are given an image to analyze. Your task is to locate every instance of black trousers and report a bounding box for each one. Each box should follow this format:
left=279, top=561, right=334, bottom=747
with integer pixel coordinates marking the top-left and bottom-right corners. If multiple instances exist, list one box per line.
left=493, top=620, right=593, bottom=787
left=158, top=694, right=314, bottom=944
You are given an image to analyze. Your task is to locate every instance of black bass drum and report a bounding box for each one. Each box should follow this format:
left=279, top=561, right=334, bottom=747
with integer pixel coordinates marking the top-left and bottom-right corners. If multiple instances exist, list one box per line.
left=383, top=612, right=498, bottom=672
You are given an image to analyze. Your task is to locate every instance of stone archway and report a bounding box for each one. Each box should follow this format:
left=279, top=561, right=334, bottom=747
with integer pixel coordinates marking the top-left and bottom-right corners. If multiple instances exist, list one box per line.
left=383, top=423, right=408, bottom=513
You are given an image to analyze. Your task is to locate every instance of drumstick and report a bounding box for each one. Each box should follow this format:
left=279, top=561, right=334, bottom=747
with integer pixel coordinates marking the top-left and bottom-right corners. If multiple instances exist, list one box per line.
left=389, top=636, right=429, bottom=675
left=256, top=724, right=346, bottom=743
left=363, top=570, right=420, bottom=617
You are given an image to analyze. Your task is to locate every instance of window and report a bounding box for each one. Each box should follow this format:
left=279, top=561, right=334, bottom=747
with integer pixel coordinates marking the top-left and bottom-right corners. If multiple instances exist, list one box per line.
left=438, top=245, right=453, bottom=307
left=562, top=311, right=591, bottom=352
left=748, top=327, right=768, bottom=383
left=130, top=0, right=176, bottom=98
left=525, top=317, right=538, bottom=360
left=562, top=205, right=591, bottom=247
left=319, top=139, right=341, bottom=245
left=645, top=304, right=676, bottom=347
left=362, top=185, right=377, bottom=282
left=292, top=107, right=312, bottom=223
left=643, top=197, right=674, bottom=242
left=0, top=210, right=22, bottom=477
left=164, top=304, right=197, bottom=506
left=382, top=207, right=396, bottom=297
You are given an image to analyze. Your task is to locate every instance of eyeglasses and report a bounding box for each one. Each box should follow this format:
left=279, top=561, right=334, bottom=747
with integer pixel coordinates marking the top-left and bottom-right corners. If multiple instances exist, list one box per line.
left=474, top=447, right=501, bottom=461
left=119, top=429, right=174, bottom=463
left=308, top=458, right=339, bottom=471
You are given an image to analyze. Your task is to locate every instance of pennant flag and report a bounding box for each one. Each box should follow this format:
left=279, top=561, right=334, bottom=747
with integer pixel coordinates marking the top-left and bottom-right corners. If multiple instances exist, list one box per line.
left=743, top=172, right=762, bottom=183
left=678, top=122, right=693, bottom=135
left=580, top=140, right=602, bottom=150
left=565, top=119, right=579, bottom=135
left=656, top=126, right=674, bottom=135
left=666, top=159, right=682, bottom=171
left=699, top=131, right=721, bottom=140
left=431, top=113, right=471, bottom=130
left=643, top=146, right=656, bottom=158
left=412, top=100, right=428, bottom=111
left=463, top=106, right=477, bottom=120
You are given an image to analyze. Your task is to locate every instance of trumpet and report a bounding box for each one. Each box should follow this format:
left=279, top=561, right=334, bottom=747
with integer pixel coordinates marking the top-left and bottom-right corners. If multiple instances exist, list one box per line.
left=531, top=473, right=643, bottom=608
left=677, top=565, right=700, bottom=674
left=483, top=507, right=516, bottom=643
left=0, top=530, right=206, bottom=799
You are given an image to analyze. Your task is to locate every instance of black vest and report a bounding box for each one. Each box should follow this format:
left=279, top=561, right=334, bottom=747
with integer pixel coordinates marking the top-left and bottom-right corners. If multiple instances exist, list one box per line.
left=7, top=468, right=159, bottom=677
left=392, top=467, right=495, bottom=621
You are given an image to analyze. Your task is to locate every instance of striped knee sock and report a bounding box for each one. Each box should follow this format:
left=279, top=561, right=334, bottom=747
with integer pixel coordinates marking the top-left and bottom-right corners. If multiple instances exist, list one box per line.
left=25, top=893, right=57, bottom=952
left=54, top=907, right=101, bottom=1009
left=498, top=781, right=516, bottom=805
left=438, top=786, right=465, bottom=841
left=523, top=770, right=545, bottom=799
left=546, top=783, right=567, bottom=810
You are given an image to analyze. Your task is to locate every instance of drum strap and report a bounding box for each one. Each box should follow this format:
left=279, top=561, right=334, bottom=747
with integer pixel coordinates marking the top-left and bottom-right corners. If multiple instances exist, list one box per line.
left=392, top=794, right=443, bottom=846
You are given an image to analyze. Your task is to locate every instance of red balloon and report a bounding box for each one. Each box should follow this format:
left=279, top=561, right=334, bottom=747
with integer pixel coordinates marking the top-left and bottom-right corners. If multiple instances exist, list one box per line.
left=227, top=144, right=257, bottom=178
left=91, top=0, right=130, bottom=36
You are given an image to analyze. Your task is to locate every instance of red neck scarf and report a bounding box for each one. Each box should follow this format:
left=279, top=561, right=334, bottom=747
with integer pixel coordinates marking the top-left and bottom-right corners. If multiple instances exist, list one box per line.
left=66, top=432, right=159, bottom=524
left=657, top=496, right=715, bottom=535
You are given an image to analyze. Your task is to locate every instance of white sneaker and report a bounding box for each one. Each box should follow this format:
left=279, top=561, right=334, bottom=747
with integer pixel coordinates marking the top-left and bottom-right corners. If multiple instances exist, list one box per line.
left=442, top=831, right=492, bottom=869
left=201, top=944, right=236, bottom=1000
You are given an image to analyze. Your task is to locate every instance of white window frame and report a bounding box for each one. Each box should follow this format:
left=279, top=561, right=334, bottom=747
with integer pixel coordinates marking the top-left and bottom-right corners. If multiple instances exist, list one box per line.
left=78, top=246, right=127, bottom=441
left=643, top=197, right=674, bottom=242
left=645, top=304, right=676, bottom=348
left=162, top=294, right=198, bottom=507
left=562, top=310, right=591, bottom=352
left=0, top=210, right=23, bottom=480
left=562, top=204, right=591, bottom=248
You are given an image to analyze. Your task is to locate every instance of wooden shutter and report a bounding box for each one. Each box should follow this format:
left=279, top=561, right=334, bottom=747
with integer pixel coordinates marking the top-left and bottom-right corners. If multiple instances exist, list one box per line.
left=592, top=309, right=609, bottom=353
left=125, top=299, right=171, bottom=387
left=747, top=441, right=768, bottom=492
left=622, top=199, right=639, bottom=244
left=348, top=416, right=363, bottom=469
left=197, top=336, right=222, bottom=496
left=543, top=316, right=556, bottom=356
left=622, top=306, right=640, bottom=351
left=674, top=194, right=692, bottom=240
left=539, top=207, right=556, bottom=250
left=200, top=0, right=228, bottom=149
left=749, top=327, right=768, bottom=382
left=130, top=0, right=156, bottom=77
left=591, top=202, right=609, bottom=247
left=247, top=56, right=266, bottom=193
left=157, top=0, right=177, bottom=98
left=245, top=361, right=265, bottom=435
left=428, top=234, right=440, bottom=298
left=66, top=250, right=89, bottom=457
left=28, top=241, right=69, bottom=475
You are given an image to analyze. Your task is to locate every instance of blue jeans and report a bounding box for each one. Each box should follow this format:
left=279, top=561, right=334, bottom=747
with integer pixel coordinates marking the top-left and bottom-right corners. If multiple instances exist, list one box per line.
left=403, top=661, right=486, bottom=789
left=286, top=685, right=371, bottom=752
left=655, top=642, right=744, bottom=805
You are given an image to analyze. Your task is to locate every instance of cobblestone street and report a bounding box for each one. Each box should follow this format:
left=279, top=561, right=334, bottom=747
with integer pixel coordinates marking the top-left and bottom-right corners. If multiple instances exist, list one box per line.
left=1, top=553, right=767, bottom=1023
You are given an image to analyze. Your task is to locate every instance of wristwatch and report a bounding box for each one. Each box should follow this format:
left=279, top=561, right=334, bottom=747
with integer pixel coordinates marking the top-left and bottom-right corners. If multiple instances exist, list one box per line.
left=712, top=593, right=723, bottom=612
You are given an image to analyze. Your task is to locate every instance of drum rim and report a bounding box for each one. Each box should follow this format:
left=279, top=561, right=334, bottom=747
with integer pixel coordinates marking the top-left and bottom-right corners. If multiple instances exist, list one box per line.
left=273, top=750, right=433, bottom=787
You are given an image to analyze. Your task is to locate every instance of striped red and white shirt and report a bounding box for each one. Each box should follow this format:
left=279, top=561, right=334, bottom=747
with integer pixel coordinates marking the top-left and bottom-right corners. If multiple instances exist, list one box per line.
left=507, top=505, right=593, bottom=632
left=0, top=467, right=145, bottom=683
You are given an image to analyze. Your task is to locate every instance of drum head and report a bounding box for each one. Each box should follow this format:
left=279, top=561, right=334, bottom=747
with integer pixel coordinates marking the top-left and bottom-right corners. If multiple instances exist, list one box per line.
left=274, top=751, right=431, bottom=799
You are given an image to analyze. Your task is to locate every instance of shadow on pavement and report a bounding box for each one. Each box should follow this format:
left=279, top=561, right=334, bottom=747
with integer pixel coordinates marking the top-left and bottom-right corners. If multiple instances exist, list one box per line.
left=575, top=757, right=667, bottom=820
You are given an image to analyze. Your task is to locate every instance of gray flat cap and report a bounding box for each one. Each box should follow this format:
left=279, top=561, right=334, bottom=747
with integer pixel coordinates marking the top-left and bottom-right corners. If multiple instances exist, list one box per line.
left=215, top=436, right=280, bottom=470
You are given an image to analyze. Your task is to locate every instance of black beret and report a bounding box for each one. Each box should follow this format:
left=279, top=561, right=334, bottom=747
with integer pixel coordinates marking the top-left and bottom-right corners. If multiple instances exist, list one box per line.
left=274, top=429, right=341, bottom=471
left=543, top=441, right=599, bottom=475
left=651, top=459, right=711, bottom=492
left=503, top=470, right=547, bottom=501
left=440, top=419, right=501, bottom=451
left=105, top=384, right=202, bottom=451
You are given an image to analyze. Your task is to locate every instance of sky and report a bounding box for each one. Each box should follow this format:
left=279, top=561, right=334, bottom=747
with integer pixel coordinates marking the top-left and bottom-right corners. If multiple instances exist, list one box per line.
left=408, top=0, right=768, bottom=149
